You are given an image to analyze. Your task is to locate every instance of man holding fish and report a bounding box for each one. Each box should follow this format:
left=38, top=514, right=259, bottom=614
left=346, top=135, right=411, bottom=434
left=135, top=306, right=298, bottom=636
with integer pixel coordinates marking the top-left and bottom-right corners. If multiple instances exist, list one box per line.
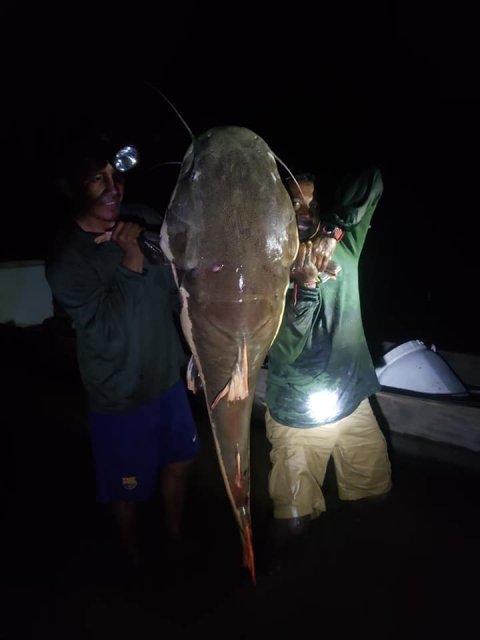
left=46, top=133, right=200, bottom=572
left=265, top=167, right=392, bottom=552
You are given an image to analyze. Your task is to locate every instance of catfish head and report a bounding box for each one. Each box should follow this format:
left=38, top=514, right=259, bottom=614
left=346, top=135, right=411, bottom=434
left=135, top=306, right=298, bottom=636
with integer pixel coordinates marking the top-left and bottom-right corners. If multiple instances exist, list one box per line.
left=160, top=126, right=299, bottom=582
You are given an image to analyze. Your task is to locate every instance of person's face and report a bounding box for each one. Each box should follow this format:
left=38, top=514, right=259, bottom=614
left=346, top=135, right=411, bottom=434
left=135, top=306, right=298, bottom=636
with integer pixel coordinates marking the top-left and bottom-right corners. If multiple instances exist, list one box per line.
left=287, top=179, right=320, bottom=242
left=80, top=162, right=125, bottom=228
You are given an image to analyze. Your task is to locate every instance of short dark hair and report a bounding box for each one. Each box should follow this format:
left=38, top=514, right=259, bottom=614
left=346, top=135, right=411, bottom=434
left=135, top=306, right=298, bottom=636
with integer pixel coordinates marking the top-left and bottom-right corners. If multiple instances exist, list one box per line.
left=53, top=132, right=117, bottom=199
left=286, top=171, right=317, bottom=185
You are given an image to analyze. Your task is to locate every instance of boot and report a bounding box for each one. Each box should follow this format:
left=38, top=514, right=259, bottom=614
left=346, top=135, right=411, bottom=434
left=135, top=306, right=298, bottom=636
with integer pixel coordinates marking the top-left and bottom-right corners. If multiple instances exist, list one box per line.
left=265, top=515, right=311, bottom=576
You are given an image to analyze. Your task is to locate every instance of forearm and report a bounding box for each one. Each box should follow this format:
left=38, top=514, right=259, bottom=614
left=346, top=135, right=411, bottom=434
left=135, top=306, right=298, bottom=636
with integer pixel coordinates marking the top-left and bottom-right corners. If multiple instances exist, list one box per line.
left=121, top=253, right=144, bottom=273
left=50, top=262, right=147, bottom=345
left=269, top=286, right=320, bottom=365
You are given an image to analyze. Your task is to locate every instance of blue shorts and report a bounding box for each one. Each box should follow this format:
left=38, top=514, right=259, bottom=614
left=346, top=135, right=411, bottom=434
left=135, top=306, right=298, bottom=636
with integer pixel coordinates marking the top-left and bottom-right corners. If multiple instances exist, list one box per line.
left=88, top=380, right=200, bottom=503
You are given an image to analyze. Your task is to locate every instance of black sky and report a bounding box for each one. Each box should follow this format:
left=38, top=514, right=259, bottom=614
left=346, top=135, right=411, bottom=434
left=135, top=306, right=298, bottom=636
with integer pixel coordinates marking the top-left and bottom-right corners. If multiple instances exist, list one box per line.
left=1, top=1, right=479, bottom=354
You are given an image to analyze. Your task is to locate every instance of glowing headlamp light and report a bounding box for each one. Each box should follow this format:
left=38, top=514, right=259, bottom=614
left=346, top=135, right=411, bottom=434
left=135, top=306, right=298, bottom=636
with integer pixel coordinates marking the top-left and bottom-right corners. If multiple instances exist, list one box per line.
left=113, top=145, right=140, bottom=172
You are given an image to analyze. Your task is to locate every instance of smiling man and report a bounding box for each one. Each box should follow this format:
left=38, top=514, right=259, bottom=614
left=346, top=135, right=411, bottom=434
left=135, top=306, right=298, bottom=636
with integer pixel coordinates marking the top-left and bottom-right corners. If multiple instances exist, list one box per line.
left=46, top=133, right=200, bottom=573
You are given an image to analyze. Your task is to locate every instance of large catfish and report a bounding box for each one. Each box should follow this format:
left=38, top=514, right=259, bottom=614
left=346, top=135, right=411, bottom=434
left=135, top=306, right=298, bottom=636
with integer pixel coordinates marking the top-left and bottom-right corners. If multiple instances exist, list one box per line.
left=160, top=126, right=299, bottom=583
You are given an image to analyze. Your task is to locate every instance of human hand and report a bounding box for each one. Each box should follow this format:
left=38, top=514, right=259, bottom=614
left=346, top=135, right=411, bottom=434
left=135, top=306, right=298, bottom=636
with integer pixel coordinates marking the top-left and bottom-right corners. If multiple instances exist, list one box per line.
left=291, top=241, right=319, bottom=288
left=94, top=229, right=114, bottom=244
left=310, top=236, right=337, bottom=273
left=94, top=221, right=145, bottom=273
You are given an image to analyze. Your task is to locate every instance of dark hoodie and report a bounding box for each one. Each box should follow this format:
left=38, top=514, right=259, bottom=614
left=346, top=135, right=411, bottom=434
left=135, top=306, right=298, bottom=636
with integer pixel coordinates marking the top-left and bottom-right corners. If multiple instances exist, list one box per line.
left=266, top=167, right=383, bottom=427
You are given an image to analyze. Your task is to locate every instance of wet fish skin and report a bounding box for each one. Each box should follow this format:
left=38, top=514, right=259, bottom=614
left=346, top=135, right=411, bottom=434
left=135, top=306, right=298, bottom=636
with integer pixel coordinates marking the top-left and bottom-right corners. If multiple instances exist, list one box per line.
left=160, top=126, right=299, bottom=582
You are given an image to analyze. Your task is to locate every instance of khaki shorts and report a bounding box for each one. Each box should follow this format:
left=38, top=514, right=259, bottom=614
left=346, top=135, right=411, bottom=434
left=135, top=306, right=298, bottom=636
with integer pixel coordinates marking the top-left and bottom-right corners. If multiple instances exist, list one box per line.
left=266, top=399, right=392, bottom=519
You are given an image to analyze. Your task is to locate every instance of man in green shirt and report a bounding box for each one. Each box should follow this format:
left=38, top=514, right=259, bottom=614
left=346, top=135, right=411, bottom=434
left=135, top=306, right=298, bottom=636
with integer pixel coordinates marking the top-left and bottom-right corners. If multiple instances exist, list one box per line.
left=265, top=167, right=392, bottom=549
left=46, top=134, right=200, bottom=570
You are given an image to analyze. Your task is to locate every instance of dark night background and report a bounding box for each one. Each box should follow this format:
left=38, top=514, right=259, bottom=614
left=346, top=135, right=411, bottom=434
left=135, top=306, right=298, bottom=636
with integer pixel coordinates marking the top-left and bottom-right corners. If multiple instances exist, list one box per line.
left=1, top=5, right=480, bottom=638
left=1, top=1, right=479, bottom=355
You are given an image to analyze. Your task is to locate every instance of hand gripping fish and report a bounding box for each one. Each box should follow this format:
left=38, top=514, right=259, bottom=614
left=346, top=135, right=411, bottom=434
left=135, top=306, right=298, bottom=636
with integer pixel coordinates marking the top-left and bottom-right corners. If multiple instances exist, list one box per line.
left=160, top=126, right=299, bottom=583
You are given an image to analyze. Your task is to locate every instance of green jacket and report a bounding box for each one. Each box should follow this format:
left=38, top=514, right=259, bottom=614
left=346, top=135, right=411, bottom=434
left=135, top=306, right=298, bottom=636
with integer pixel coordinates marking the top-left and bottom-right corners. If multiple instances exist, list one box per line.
left=266, top=168, right=383, bottom=427
left=46, top=205, right=188, bottom=414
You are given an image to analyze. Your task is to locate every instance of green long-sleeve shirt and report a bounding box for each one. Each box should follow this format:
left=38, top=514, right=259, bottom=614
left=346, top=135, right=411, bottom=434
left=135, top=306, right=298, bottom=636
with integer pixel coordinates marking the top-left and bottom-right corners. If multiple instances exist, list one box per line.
left=46, top=205, right=187, bottom=414
left=266, top=167, right=383, bottom=427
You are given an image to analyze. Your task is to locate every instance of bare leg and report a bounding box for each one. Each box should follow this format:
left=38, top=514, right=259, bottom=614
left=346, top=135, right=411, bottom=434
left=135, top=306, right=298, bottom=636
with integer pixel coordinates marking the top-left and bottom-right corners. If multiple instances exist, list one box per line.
left=111, top=500, right=141, bottom=567
left=161, top=460, right=192, bottom=537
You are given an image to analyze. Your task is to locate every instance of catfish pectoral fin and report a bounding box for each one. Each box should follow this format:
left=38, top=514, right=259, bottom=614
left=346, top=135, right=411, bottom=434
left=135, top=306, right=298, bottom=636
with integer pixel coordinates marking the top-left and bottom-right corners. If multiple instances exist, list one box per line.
left=211, top=339, right=249, bottom=410
left=186, top=355, right=202, bottom=394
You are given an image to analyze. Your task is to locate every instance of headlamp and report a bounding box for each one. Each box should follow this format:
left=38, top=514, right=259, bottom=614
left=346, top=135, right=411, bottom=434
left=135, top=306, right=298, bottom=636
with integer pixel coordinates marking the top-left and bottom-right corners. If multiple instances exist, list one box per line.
left=113, top=145, right=140, bottom=173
